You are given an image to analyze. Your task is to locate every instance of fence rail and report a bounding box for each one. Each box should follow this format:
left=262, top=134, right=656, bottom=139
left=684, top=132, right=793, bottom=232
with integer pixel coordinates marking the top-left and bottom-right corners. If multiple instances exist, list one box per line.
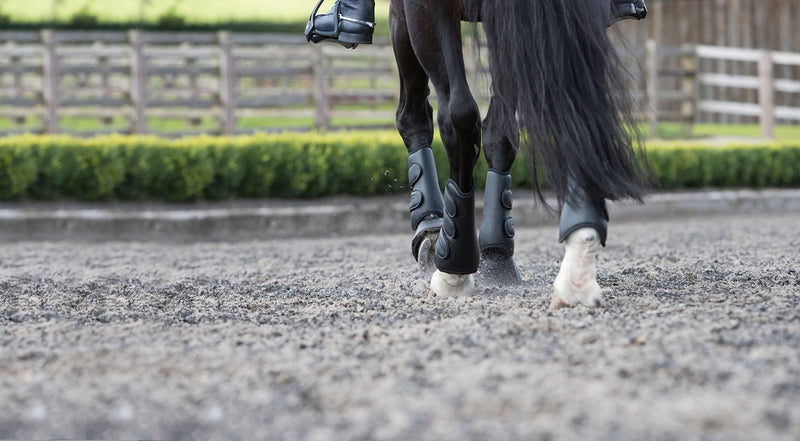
left=1, top=30, right=799, bottom=137
left=0, top=30, right=406, bottom=135
left=647, top=40, right=800, bottom=138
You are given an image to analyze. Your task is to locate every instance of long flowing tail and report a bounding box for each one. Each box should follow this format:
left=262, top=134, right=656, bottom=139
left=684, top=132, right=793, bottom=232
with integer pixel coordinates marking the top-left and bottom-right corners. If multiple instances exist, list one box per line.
left=481, top=0, right=649, bottom=207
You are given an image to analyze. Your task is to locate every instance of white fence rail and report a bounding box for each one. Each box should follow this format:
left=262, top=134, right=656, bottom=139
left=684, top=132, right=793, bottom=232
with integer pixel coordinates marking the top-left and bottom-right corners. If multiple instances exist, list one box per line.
left=647, top=40, right=800, bottom=138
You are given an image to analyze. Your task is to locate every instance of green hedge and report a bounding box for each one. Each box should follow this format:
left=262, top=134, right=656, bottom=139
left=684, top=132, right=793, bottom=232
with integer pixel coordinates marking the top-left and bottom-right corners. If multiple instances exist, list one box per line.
left=1, top=133, right=798, bottom=201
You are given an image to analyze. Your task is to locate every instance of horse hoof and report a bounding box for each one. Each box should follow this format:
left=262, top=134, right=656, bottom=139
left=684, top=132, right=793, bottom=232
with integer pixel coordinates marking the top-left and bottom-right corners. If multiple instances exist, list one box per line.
left=417, top=235, right=438, bottom=271
left=430, top=270, right=474, bottom=297
left=549, top=295, right=568, bottom=311
left=412, top=217, right=442, bottom=271
left=478, top=251, right=522, bottom=286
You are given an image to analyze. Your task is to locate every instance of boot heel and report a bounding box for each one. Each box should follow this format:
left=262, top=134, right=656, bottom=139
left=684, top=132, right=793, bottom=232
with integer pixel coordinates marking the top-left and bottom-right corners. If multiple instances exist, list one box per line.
left=338, top=31, right=372, bottom=45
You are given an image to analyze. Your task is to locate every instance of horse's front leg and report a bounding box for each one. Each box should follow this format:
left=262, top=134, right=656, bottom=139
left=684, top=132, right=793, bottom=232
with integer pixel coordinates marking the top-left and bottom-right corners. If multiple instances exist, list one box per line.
left=390, top=0, right=443, bottom=269
left=392, top=0, right=480, bottom=297
left=428, top=84, right=481, bottom=297
left=551, top=187, right=609, bottom=309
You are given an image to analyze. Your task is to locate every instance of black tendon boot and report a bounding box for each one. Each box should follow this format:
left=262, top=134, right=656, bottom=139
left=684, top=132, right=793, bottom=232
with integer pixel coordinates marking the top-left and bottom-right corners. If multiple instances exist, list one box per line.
left=611, top=0, right=647, bottom=24
left=478, top=171, right=521, bottom=285
left=408, top=147, right=444, bottom=266
left=559, top=187, right=609, bottom=247
left=305, top=0, right=375, bottom=49
left=435, top=180, right=479, bottom=275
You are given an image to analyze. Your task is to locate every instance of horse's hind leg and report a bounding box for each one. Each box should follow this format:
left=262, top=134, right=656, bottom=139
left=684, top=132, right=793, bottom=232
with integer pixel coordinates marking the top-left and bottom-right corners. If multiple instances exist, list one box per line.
left=393, top=0, right=482, bottom=296
left=551, top=188, right=608, bottom=309
left=478, top=94, right=522, bottom=286
left=390, top=0, right=443, bottom=269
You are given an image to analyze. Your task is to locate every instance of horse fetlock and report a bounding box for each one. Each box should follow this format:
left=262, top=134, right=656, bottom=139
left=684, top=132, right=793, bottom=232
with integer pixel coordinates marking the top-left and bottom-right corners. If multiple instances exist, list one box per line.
left=551, top=227, right=603, bottom=309
left=429, top=270, right=474, bottom=297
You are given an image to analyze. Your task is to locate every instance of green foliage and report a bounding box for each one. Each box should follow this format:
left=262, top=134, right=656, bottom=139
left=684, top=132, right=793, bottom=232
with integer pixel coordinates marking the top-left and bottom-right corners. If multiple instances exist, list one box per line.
left=1, top=133, right=799, bottom=202
left=0, top=136, right=38, bottom=200
left=644, top=141, right=800, bottom=190
left=156, top=7, right=187, bottom=30
left=69, top=5, right=99, bottom=28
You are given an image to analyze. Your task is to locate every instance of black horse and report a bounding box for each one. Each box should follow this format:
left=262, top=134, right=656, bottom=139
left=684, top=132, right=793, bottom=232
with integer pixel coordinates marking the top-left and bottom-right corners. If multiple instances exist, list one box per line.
left=390, top=0, right=649, bottom=307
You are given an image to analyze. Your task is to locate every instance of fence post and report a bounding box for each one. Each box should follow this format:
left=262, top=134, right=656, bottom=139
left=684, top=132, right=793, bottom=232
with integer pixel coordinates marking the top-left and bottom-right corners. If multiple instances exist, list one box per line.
left=646, top=39, right=659, bottom=138
left=218, top=31, right=236, bottom=135
left=681, top=44, right=695, bottom=138
left=41, top=29, right=59, bottom=134
left=758, top=51, right=775, bottom=139
left=128, top=30, right=146, bottom=134
left=312, top=44, right=330, bottom=131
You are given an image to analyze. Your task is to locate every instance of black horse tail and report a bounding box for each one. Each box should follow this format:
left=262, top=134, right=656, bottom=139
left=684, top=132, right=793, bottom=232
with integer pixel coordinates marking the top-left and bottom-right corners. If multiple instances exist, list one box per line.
left=481, top=0, right=650, bottom=207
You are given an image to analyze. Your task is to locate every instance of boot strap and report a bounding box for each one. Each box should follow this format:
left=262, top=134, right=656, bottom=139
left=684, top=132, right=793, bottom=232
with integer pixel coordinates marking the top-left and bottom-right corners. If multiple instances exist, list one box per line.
left=338, top=14, right=375, bottom=28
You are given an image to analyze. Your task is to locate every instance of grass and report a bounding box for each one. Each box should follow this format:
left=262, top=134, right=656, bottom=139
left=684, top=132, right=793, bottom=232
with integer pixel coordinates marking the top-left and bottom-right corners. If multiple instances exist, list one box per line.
left=651, top=122, right=800, bottom=140
left=3, top=113, right=800, bottom=141
left=1, top=0, right=392, bottom=33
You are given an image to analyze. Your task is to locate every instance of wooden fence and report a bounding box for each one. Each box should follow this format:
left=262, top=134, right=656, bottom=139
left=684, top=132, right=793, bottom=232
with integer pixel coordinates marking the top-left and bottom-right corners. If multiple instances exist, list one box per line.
left=0, top=30, right=405, bottom=135
left=0, top=30, right=798, bottom=137
left=647, top=40, right=800, bottom=137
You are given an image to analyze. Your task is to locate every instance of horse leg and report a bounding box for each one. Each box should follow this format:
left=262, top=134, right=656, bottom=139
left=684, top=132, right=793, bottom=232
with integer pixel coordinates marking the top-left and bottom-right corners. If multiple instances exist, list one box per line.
left=551, top=186, right=609, bottom=309
left=395, top=0, right=481, bottom=296
left=478, top=95, right=522, bottom=286
left=390, top=0, right=443, bottom=269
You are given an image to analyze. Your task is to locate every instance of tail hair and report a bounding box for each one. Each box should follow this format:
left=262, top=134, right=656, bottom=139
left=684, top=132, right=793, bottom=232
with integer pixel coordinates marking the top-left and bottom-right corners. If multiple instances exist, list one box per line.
left=481, top=0, right=650, bottom=208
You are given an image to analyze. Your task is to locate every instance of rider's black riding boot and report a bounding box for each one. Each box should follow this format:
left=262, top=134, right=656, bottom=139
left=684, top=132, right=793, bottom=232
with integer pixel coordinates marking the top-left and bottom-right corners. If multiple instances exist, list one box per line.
left=611, top=0, right=647, bottom=24
left=305, top=0, right=375, bottom=49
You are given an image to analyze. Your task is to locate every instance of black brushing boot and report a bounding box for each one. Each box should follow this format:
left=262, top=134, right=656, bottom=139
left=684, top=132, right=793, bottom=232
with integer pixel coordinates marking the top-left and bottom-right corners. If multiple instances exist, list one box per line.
left=435, top=180, right=479, bottom=276
left=478, top=171, right=522, bottom=285
left=305, top=0, right=376, bottom=49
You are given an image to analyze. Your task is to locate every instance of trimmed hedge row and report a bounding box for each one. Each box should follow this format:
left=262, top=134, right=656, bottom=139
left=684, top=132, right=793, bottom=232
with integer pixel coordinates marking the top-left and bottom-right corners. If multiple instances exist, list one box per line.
left=1, top=133, right=799, bottom=201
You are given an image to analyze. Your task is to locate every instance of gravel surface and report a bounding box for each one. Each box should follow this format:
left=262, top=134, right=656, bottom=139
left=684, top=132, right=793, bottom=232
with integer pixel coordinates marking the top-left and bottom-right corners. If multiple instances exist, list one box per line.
left=1, top=213, right=798, bottom=440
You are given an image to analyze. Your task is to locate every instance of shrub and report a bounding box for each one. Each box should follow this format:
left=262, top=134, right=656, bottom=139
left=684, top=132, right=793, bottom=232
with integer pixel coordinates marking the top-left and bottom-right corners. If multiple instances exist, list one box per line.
left=1, top=133, right=798, bottom=201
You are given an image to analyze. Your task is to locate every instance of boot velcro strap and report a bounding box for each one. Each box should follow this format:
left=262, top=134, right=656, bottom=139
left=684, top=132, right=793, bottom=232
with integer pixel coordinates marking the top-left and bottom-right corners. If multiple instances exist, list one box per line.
left=338, top=14, right=375, bottom=28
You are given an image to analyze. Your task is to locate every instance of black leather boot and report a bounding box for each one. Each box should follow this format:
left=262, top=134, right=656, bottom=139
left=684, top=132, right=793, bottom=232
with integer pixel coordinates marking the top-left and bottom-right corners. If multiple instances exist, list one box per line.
left=305, top=0, right=375, bottom=49
left=611, top=0, right=647, bottom=24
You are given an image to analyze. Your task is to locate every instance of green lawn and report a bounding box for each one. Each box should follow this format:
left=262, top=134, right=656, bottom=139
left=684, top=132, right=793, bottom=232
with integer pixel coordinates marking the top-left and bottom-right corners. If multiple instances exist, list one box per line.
left=651, top=122, right=800, bottom=140
left=1, top=0, right=391, bottom=27
left=3, top=113, right=800, bottom=140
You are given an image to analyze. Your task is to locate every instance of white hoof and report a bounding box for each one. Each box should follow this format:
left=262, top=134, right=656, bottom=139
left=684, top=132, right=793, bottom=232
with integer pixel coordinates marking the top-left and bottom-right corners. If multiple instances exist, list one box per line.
left=551, top=227, right=603, bottom=310
left=429, top=270, right=474, bottom=298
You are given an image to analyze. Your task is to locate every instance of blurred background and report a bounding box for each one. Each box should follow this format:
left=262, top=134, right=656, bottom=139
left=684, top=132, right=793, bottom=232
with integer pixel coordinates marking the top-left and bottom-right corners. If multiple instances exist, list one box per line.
left=0, top=0, right=798, bottom=139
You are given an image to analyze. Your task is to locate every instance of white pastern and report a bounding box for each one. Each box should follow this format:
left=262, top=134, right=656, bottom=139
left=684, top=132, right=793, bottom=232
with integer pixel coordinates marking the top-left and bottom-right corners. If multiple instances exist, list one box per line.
left=551, top=227, right=602, bottom=309
left=429, top=270, right=474, bottom=297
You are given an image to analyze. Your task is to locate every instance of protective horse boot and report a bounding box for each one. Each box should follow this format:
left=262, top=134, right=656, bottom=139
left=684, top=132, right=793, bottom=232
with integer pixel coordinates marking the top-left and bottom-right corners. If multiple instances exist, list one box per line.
left=611, top=0, right=647, bottom=24
left=305, top=0, right=375, bottom=49
left=478, top=171, right=521, bottom=285
left=559, top=185, right=609, bottom=247
left=408, top=147, right=444, bottom=267
left=435, top=180, right=479, bottom=275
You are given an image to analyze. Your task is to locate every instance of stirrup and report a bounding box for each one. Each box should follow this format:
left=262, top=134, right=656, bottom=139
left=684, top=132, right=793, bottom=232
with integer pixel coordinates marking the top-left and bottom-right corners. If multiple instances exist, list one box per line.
left=305, top=0, right=375, bottom=49
left=610, top=0, right=647, bottom=25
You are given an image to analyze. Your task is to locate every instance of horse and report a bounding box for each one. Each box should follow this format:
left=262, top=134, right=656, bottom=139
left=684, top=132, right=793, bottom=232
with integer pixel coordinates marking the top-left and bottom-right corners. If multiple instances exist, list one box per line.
left=389, top=0, right=650, bottom=308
